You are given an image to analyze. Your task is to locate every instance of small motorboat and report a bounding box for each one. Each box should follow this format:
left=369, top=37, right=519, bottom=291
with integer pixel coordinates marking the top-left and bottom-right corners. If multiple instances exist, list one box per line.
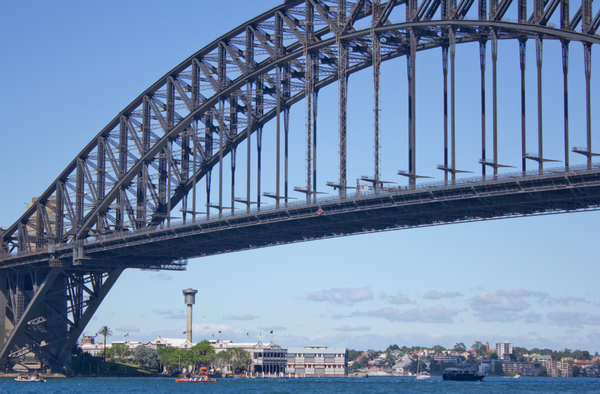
left=15, top=375, right=46, bottom=383
left=175, top=377, right=216, bottom=383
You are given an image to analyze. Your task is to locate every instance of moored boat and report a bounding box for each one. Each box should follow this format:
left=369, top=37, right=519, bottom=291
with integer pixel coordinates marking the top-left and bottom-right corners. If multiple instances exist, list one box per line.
left=14, top=375, right=46, bottom=383
left=442, top=364, right=484, bottom=381
left=175, top=377, right=216, bottom=383
left=415, top=354, right=431, bottom=380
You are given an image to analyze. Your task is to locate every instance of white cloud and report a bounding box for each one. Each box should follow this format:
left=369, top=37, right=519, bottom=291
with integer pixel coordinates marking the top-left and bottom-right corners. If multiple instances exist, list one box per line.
left=470, top=291, right=531, bottom=322
left=152, top=309, right=186, bottom=319
left=116, top=325, right=140, bottom=332
left=547, top=296, right=590, bottom=306
left=382, top=292, right=413, bottom=305
left=223, top=314, right=260, bottom=321
left=258, top=326, right=287, bottom=332
left=150, top=272, right=172, bottom=281
left=496, top=289, right=537, bottom=298
left=523, top=312, right=543, bottom=324
left=546, top=312, right=600, bottom=328
left=345, top=305, right=457, bottom=324
left=306, top=287, right=373, bottom=305
left=335, top=325, right=371, bottom=332
left=423, top=290, right=463, bottom=300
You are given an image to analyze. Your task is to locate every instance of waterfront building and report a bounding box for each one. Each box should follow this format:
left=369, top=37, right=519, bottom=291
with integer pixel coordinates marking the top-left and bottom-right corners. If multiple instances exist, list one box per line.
left=210, top=339, right=287, bottom=375
left=80, top=341, right=106, bottom=357
left=111, top=340, right=142, bottom=353
left=80, top=340, right=142, bottom=356
left=434, top=355, right=462, bottom=364
left=531, top=354, right=571, bottom=377
left=478, top=363, right=490, bottom=375
left=147, top=336, right=194, bottom=349
left=286, top=346, right=348, bottom=377
left=502, top=361, right=540, bottom=376
left=80, top=335, right=96, bottom=345
left=496, top=342, right=513, bottom=359
left=574, top=360, right=599, bottom=377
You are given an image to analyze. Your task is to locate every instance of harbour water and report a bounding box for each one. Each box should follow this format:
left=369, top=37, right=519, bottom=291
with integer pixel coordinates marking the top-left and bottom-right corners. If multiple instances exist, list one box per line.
left=2, top=376, right=600, bottom=394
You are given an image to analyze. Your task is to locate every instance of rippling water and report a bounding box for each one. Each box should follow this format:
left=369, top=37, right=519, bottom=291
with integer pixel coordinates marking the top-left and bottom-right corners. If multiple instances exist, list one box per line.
left=3, top=376, right=600, bottom=393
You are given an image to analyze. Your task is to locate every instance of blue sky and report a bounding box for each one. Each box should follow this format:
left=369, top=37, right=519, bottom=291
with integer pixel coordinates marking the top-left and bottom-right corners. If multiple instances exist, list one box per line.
left=1, top=0, right=599, bottom=353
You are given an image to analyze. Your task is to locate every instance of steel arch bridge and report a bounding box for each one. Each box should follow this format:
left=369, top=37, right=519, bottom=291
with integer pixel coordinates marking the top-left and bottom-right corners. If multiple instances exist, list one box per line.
left=1, top=0, right=599, bottom=370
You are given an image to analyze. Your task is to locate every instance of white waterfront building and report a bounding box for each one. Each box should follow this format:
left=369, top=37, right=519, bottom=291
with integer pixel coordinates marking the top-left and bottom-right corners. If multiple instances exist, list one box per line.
left=285, top=346, right=348, bottom=377
left=496, top=342, right=513, bottom=360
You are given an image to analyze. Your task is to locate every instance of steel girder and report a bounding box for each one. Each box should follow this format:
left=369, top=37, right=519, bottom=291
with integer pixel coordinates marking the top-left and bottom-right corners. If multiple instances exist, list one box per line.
left=3, top=164, right=600, bottom=270
left=1, top=0, right=600, bottom=370
left=2, top=1, right=599, bottom=256
left=0, top=267, right=123, bottom=368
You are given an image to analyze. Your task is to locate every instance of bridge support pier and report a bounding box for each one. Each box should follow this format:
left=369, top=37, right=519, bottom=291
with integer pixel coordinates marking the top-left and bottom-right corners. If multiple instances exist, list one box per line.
left=407, top=29, right=417, bottom=186
left=520, top=38, right=527, bottom=173
left=492, top=31, right=499, bottom=177
left=450, top=28, right=456, bottom=183
left=372, top=0, right=382, bottom=194
left=536, top=36, right=544, bottom=173
left=0, top=275, right=6, bottom=350
left=338, top=0, right=349, bottom=199
left=562, top=40, right=570, bottom=169
left=479, top=40, right=487, bottom=177
left=443, top=44, right=449, bottom=183
left=584, top=43, right=592, bottom=169
left=0, top=267, right=124, bottom=371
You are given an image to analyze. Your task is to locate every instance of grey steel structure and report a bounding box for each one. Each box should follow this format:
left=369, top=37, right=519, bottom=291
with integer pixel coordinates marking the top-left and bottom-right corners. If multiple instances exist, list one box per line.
left=1, top=0, right=599, bottom=370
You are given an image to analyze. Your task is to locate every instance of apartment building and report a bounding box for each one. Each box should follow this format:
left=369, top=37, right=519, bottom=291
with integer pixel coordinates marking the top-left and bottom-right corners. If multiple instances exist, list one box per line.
left=286, top=346, right=348, bottom=377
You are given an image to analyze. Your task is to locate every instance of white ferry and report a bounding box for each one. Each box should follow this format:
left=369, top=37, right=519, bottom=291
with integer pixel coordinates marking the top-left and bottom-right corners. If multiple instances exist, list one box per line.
left=442, top=364, right=485, bottom=381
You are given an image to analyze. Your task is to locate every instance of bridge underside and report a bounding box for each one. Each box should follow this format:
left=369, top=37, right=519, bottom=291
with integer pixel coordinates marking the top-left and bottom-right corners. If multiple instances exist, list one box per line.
left=4, top=168, right=600, bottom=269
left=2, top=167, right=600, bottom=369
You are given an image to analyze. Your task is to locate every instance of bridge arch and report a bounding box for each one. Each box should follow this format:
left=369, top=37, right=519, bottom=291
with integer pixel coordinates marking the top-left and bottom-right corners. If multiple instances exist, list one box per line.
left=2, top=1, right=599, bottom=254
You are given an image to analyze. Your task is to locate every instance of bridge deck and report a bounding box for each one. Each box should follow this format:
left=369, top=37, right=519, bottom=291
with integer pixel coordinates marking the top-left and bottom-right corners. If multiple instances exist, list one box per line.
left=3, top=164, right=600, bottom=272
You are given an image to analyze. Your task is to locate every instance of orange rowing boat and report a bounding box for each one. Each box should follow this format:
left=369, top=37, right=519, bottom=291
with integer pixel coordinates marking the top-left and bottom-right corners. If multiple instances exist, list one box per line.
left=175, top=378, right=216, bottom=383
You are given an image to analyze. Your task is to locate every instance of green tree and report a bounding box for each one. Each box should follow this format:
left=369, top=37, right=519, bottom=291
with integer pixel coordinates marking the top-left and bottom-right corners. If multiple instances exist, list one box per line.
left=471, top=341, right=486, bottom=356
left=213, top=351, right=229, bottom=370
left=384, top=353, right=396, bottom=366
left=453, top=342, right=467, bottom=353
left=431, top=345, right=446, bottom=355
left=96, top=326, right=113, bottom=361
left=181, top=348, right=200, bottom=371
left=494, top=362, right=504, bottom=375
left=348, top=349, right=363, bottom=361
left=224, top=348, right=252, bottom=373
left=401, top=346, right=412, bottom=353
left=134, top=345, right=159, bottom=369
left=112, top=343, right=130, bottom=359
left=572, top=365, right=580, bottom=377
left=490, top=352, right=499, bottom=360
left=191, top=340, right=215, bottom=367
left=157, top=346, right=193, bottom=372
left=386, top=344, right=400, bottom=353
left=539, top=365, right=548, bottom=377
left=513, top=347, right=528, bottom=361
left=582, top=350, right=591, bottom=360
left=349, top=356, right=369, bottom=371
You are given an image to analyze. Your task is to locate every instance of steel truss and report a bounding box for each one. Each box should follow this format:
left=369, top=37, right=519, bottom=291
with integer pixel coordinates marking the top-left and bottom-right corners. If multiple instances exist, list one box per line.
left=1, top=0, right=600, bottom=369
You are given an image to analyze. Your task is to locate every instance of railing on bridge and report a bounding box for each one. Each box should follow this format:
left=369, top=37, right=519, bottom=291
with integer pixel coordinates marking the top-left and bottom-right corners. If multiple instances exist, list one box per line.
left=3, top=162, right=599, bottom=262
